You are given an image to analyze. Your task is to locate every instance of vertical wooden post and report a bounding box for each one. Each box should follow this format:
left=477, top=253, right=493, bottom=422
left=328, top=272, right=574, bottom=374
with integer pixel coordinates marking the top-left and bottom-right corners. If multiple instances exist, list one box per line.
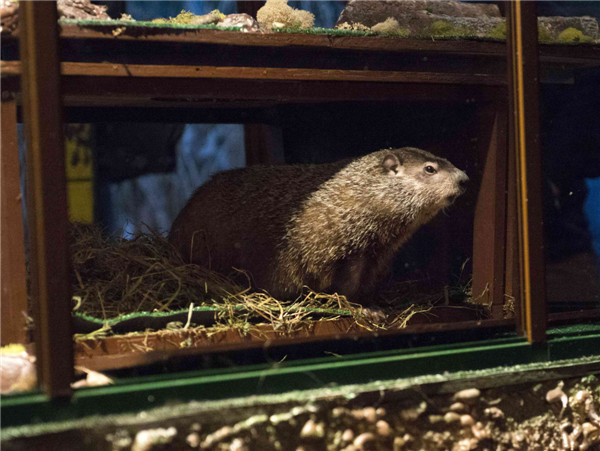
left=1, top=96, right=29, bottom=345
left=244, top=124, right=285, bottom=165
left=471, top=101, right=508, bottom=319
left=20, top=1, right=74, bottom=396
left=506, top=1, right=547, bottom=342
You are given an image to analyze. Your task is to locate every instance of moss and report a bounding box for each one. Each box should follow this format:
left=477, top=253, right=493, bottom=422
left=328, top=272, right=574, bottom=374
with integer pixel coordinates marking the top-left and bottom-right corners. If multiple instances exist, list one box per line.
left=537, top=24, right=553, bottom=43
left=486, top=22, right=557, bottom=43
left=335, top=21, right=371, bottom=33
left=487, top=22, right=506, bottom=40
left=557, top=27, right=593, bottom=43
left=428, top=20, right=474, bottom=38
left=429, top=20, right=453, bottom=36
left=371, top=18, right=410, bottom=38
left=257, top=0, right=314, bottom=31
left=169, top=10, right=197, bottom=25
left=151, top=9, right=224, bottom=26
left=293, top=9, right=315, bottom=30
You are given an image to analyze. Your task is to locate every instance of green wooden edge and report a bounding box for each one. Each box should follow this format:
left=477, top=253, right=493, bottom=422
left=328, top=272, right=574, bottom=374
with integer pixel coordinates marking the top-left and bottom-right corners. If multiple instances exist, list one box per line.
left=2, top=324, right=600, bottom=430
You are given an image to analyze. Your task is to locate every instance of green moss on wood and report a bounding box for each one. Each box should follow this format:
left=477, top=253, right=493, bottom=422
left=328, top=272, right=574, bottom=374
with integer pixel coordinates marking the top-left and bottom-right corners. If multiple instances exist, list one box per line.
left=558, top=27, right=594, bottom=43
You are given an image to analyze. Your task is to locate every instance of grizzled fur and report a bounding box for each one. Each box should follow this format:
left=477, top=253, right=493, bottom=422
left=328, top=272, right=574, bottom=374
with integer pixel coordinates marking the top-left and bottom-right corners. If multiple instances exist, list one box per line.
left=169, top=148, right=468, bottom=302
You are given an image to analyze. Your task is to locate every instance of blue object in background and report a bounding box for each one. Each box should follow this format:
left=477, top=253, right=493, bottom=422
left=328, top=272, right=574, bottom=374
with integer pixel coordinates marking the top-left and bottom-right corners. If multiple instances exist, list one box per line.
left=125, top=1, right=237, bottom=20
left=585, top=178, right=600, bottom=257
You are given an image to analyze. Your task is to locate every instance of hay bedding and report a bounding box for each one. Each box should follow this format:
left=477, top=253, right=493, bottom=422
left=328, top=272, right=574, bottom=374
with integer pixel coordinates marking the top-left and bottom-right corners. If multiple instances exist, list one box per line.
left=69, top=223, right=476, bottom=337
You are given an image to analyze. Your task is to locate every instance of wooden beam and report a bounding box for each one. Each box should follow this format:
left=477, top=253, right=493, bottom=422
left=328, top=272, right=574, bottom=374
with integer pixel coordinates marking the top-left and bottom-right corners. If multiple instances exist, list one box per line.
left=1, top=96, right=29, bottom=345
left=19, top=1, right=74, bottom=397
left=506, top=1, right=547, bottom=342
left=0, top=61, right=508, bottom=86
left=472, top=102, right=508, bottom=319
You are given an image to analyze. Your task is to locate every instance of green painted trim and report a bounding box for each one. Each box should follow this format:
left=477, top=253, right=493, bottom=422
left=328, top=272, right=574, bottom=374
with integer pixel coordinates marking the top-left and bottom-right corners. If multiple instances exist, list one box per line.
left=2, top=325, right=600, bottom=428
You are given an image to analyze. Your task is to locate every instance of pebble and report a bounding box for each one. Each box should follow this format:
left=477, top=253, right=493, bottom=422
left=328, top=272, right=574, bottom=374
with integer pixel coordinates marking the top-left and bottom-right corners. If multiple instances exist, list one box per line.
left=460, top=414, right=475, bottom=427
left=363, top=407, right=378, bottom=423
left=132, top=427, right=177, bottom=451
left=342, top=429, right=355, bottom=442
left=332, top=407, right=348, bottom=418
left=453, top=388, right=481, bottom=403
left=443, top=411, right=461, bottom=424
left=484, top=406, right=505, bottom=420
left=353, top=432, right=375, bottom=449
left=186, top=432, right=200, bottom=448
left=230, top=438, right=248, bottom=451
left=376, top=407, right=387, bottom=418
left=300, top=419, right=324, bottom=438
left=449, top=402, right=467, bottom=413
left=376, top=420, right=391, bottom=436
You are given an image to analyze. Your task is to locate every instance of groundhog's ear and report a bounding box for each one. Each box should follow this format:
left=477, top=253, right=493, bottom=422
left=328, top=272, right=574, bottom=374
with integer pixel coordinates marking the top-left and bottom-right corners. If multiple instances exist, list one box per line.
left=382, top=154, right=402, bottom=174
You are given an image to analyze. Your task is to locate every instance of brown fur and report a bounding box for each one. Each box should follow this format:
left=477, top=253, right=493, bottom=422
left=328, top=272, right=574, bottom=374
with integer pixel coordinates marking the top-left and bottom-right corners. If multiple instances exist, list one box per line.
left=169, top=148, right=468, bottom=302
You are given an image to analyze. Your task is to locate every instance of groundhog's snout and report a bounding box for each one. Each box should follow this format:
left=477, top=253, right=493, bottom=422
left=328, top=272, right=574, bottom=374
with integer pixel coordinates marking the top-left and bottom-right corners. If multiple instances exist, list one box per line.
left=457, top=170, right=469, bottom=194
left=446, top=170, right=469, bottom=204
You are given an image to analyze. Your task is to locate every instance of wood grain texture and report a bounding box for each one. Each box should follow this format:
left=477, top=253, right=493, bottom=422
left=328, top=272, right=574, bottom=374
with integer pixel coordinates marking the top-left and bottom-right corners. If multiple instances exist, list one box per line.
left=0, top=99, right=28, bottom=346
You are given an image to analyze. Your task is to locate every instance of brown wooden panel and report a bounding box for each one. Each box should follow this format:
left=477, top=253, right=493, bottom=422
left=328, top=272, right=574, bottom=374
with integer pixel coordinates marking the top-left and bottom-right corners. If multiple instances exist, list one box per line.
left=20, top=1, right=73, bottom=397
left=0, top=98, right=28, bottom=345
left=244, top=124, right=285, bottom=165
left=471, top=102, right=508, bottom=319
left=506, top=1, right=547, bottom=342
left=75, top=317, right=514, bottom=372
left=1, top=60, right=508, bottom=86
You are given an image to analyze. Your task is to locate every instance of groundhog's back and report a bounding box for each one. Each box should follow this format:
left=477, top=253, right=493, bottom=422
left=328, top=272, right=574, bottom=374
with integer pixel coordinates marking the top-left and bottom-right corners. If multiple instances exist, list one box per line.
left=168, top=161, right=349, bottom=287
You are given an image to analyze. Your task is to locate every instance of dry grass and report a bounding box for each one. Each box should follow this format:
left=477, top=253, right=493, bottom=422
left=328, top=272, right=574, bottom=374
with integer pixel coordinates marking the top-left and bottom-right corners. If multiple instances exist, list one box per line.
left=69, top=223, right=474, bottom=335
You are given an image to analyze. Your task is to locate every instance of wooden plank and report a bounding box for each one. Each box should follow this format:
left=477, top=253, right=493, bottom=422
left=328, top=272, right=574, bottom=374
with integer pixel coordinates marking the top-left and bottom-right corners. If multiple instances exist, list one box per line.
left=55, top=25, right=510, bottom=55
left=1, top=61, right=507, bottom=86
left=19, top=1, right=73, bottom=397
left=75, top=316, right=514, bottom=372
left=0, top=97, right=28, bottom=345
left=471, top=102, right=508, bottom=319
left=506, top=1, right=547, bottom=343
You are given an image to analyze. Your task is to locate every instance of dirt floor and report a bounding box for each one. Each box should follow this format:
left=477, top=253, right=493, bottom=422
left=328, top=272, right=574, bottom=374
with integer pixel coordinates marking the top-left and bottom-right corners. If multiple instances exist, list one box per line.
left=3, top=359, right=599, bottom=451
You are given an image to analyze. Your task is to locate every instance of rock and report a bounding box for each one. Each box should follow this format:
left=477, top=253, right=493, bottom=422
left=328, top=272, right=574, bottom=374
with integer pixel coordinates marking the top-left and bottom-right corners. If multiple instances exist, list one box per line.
left=335, top=0, right=599, bottom=41
left=0, top=0, right=18, bottom=34
left=353, top=432, right=375, bottom=449
left=217, top=13, right=260, bottom=32
left=336, top=0, right=500, bottom=28
left=453, top=388, right=481, bottom=404
left=376, top=420, right=391, bottom=436
left=189, top=11, right=223, bottom=25
left=460, top=414, right=475, bottom=427
left=2, top=0, right=110, bottom=34
left=541, top=16, right=599, bottom=40
left=57, top=0, right=110, bottom=20
left=449, top=402, right=467, bottom=413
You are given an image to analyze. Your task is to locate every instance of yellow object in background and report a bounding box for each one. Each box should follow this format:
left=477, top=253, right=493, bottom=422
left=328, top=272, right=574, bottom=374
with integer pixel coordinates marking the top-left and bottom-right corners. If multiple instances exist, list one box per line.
left=65, top=124, right=94, bottom=223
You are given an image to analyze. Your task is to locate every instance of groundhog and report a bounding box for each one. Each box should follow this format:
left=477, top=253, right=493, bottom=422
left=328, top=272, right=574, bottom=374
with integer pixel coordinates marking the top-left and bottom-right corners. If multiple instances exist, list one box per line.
left=169, top=147, right=468, bottom=302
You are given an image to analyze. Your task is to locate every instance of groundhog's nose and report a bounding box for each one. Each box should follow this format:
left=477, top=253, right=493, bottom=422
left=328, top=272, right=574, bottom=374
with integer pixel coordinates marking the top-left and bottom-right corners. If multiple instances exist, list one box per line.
left=457, top=172, right=469, bottom=192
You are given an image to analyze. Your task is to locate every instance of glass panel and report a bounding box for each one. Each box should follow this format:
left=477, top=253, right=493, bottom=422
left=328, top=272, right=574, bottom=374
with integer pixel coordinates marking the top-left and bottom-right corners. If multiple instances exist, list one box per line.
left=538, top=2, right=600, bottom=312
left=0, top=1, right=527, bottom=388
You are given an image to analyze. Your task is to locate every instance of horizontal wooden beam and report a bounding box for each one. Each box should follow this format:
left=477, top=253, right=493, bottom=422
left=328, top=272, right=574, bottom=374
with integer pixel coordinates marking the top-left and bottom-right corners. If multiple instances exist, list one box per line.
left=1, top=60, right=507, bottom=85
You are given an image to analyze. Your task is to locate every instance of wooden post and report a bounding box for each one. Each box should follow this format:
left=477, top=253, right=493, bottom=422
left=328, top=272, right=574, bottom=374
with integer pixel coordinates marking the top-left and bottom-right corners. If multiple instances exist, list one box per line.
left=1, top=96, right=29, bottom=345
left=244, top=124, right=285, bottom=165
left=506, top=1, right=547, bottom=342
left=19, top=1, right=74, bottom=397
left=471, top=101, right=508, bottom=319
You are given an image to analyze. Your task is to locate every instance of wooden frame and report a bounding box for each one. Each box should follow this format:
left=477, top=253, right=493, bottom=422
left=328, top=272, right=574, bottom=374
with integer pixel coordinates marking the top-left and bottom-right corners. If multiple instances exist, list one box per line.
left=18, top=1, right=74, bottom=398
left=2, top=1, right=599, bottom=396
left=506, top=1, right=547, bottom=343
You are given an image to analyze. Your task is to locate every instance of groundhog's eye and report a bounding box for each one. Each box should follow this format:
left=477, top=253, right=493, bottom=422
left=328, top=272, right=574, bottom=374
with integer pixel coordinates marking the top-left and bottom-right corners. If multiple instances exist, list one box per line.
left=424, top=165, right=437, bottom=174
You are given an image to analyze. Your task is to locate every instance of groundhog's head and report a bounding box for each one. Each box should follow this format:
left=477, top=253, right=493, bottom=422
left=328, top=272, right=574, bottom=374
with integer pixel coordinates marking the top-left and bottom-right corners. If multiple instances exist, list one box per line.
left=380, top=147, right=469, bottom=213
